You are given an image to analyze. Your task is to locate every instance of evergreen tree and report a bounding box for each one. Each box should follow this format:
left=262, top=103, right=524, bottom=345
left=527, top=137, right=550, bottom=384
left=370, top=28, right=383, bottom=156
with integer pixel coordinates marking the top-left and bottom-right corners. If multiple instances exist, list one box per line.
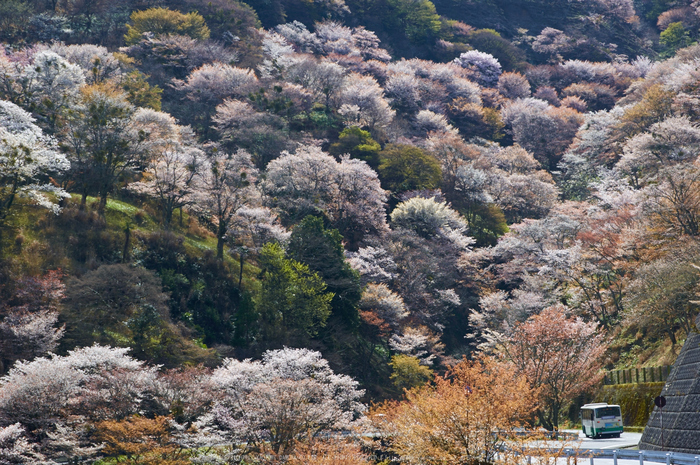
left=288, top=216, right=362, bottom=325
left=256, top=242, right=334, bottom=344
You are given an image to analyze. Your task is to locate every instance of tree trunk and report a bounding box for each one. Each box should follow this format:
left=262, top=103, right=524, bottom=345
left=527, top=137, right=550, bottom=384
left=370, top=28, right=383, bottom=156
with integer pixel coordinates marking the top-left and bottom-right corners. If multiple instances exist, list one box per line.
left=668, top=328, right=678, bottom=346
left=80, top=189, right=88, bottom=211
left=239, top=251, right=245, bottom=289
left=97, top=191, right=108, bottom=215
left=217, top=220, right=226, bottom=260
left=538, top=408, right=555, bottom=431
left=164, top=207, right=173, bottom=230
left=122, top=223, right=131, bottom=263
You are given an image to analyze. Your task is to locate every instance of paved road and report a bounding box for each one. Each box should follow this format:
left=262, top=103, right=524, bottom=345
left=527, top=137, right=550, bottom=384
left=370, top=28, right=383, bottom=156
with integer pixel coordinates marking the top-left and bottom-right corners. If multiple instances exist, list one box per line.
left=530, top=431, right=643, bottom=451
left=569, top=431, right=643, bottom=450
left=527, top=431, right=643, bottom=465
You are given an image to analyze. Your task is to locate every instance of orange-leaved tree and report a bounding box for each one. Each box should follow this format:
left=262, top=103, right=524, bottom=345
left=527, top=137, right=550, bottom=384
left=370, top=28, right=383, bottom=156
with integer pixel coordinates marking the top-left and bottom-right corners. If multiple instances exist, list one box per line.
left=94, top=415, right=188, bottom=465
left=373, top=356, right=536, bottom=465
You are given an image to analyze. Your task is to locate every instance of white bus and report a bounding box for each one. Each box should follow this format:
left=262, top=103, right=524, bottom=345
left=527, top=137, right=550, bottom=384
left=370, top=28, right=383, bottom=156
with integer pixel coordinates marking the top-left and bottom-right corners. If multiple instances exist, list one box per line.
left=580, top=403, right=623, bottom=438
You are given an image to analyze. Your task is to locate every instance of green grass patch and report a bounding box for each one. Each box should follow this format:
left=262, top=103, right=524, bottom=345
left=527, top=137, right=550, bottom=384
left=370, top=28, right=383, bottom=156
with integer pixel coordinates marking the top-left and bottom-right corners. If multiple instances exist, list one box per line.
left=105, top=198, right=140, bottom=215
left=183, top=234, right=217, bottom=252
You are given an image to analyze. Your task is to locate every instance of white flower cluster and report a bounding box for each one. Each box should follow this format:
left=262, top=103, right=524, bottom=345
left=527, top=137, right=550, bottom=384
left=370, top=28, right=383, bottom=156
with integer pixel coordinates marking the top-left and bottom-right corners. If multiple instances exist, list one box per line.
left=0, top=100, right=70, bottom=216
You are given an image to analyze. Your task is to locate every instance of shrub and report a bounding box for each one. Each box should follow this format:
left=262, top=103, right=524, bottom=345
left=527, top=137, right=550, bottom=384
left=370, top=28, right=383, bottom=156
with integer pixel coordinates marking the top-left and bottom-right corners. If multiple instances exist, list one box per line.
left=125, top=8, right=210, bottom=45
left=389, top=354, right=433, bottom=390
left=659, top=22, right=690, bottom=54
left=378, top=144, right=442, bottom=193
left=329, top=126, right=381, bottom=168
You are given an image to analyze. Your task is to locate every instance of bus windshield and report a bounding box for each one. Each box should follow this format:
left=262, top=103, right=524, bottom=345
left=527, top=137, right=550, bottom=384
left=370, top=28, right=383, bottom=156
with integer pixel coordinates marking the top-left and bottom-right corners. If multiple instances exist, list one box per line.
left=595, top=407, right=620, bottom=419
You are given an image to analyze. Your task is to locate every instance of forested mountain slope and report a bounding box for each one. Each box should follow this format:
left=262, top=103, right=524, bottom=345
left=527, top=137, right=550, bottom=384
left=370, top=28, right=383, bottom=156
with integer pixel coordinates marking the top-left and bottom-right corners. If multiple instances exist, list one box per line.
left=2, top=0, right=700, bottom=462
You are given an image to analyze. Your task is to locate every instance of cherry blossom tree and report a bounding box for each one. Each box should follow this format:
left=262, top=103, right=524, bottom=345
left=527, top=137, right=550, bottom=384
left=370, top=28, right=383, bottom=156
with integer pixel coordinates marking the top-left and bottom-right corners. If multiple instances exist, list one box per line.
left=497, top=72, right=531, bottom=100
left=24, top=50, right=86, bottom=134
left=454, top=50, right=502, bottom=87
left=192, top=148, right=260, bottom=259
left=128, top=114, right=204, bottom=227
left=617, top=116, right=700, bottom=187
left=282, top=56, right=346, bottom=107
left=384, top=72, right=421, bottom=114
left=176, top=63, right=258, bottom=105
left=0, top=100, right=70, bottom=221
left=347, top=245, right=397, bottom=285
left=0, top=423, right=45, bottom=464
left=501, top=98, right=584, bottom=169
left=425, top=132, right=481, bottom=198
left=275, top=21, right=321, bottom=53
left=412, top=110, right=457, bottom=137
left=391, top=196, right=473, bottom=250
left=488, top=170, right=559, bottom=222
left=229, top=207, right=290, bottom=250
left=264, top=145, right=388, bottom=243
left=275, top=21, right=390, bottom=62
left=484, top=193, right=636, bottom=330
left=377, top=228, right=466, bottom=335
left=212, top=99, right=289, bottom=169
left=359, top=283, right=408, bottom=332
left=333, top=155, right=389, bottom=243
left=389, top=325, right=444, bottom=366
left=338, top=73, right=395, bottom=132
left=48, top=43, right=123, bottom=85
left=0, top=270, right=65, bottom=374
left=532, top=28, right=574, bottom=62
left=203, top=347, right=365, bottom=457
left=263, top=145, right=335, bottom=218
left=0, top=345, right=161, bottom=434
left=0, top=49, right=34, bottom=106
left=228, top=205, right=291, bottom=287
left=558, top=107, right=624, bottom=199
left=131, top=145, right=202, bottom=227
left=258, top=31, right=298, bottom=79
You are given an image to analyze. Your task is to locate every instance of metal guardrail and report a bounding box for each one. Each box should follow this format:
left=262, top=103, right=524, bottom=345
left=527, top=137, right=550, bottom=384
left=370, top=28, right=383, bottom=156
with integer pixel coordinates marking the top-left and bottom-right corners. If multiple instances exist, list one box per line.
left=529, top=449, right=700, bottom=465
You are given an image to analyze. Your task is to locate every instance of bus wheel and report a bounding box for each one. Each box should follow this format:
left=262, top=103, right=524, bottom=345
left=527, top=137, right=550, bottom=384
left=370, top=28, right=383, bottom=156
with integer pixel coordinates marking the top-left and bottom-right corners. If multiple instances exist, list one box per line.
left=614, top=433, right=621, bottom=438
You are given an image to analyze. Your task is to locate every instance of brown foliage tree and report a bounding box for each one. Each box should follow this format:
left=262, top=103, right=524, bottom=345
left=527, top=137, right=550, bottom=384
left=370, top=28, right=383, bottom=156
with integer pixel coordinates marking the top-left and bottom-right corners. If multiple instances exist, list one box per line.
left=95, top=415, right=188, bottom=465
left=499, top=305, right=607, bottom=430
left=375, top=356, right=535, bottom=465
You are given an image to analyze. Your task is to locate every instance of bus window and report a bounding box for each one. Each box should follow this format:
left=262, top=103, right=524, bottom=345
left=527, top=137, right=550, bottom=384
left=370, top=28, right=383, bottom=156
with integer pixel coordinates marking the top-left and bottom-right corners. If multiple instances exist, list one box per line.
left=595, top=407, right=621, bottom=419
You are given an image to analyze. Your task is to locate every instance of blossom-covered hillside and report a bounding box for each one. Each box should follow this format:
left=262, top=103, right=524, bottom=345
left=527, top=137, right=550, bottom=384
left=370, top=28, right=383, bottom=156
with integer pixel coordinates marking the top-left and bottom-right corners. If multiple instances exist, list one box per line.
left=3, top=0, right=700, bottom=462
